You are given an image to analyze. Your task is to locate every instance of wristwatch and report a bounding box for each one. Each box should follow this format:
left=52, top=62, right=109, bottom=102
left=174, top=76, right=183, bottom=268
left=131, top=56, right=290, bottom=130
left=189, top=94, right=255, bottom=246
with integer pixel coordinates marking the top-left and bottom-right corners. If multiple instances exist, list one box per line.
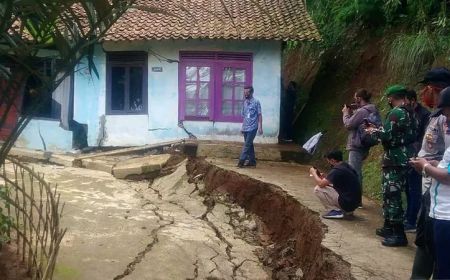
left=422, top=163, right=431, bottom=177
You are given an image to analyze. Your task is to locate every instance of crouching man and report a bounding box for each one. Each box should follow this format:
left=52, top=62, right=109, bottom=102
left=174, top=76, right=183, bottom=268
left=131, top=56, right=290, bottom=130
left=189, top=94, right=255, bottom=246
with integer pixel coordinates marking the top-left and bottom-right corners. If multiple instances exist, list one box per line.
left=310, top=150, right=362, bottom=219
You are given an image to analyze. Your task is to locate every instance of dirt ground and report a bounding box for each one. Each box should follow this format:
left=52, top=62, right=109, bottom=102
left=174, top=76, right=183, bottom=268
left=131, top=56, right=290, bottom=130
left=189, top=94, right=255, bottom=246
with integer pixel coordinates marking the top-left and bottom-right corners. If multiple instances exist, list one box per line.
left=0, top=243, right=30, bottom=280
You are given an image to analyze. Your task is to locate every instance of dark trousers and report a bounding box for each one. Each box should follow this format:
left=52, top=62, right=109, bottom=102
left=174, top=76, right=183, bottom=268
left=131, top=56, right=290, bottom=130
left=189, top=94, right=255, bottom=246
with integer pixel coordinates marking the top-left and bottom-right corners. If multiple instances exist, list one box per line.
left=405, top=168, right=422, bottom=226
left=411, top=245, right=434, bottom=280
left=239, top=129, right=257, bottom=164
left=432, top=218, right=450, bottom=279
left=411, top=190, right=434, bottom=280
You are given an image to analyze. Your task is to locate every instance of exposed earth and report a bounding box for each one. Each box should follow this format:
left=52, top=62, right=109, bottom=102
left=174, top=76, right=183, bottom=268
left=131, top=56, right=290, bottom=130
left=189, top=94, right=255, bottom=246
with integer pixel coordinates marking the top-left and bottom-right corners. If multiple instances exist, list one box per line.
left=0, top=153, right=415, bottom=280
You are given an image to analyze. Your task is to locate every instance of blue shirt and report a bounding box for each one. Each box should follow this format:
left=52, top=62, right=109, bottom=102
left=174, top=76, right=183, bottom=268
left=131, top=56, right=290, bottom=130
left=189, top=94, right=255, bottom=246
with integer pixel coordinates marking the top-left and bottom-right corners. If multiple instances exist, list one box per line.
left=241, top=97, right=261, bottom=132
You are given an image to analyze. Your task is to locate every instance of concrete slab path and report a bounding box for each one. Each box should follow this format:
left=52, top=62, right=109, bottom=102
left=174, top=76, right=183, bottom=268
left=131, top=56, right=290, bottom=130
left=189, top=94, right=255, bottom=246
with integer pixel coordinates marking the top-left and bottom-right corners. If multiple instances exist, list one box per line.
left=28, top=162, right=268, bottom=280
left=207, top=158, right=415, bottom=280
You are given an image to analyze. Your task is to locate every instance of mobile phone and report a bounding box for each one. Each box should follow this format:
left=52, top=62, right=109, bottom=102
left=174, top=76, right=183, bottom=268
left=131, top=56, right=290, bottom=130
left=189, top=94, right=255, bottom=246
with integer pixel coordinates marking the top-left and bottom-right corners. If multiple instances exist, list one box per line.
left=312, top=166, right=321, bottom=177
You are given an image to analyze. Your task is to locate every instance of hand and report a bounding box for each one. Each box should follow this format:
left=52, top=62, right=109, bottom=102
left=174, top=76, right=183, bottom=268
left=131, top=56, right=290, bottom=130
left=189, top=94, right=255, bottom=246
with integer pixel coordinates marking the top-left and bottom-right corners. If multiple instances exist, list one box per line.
left=429, top=160, right=440, bottom=167
left=365, top=126, right=378, bottom=134
left=258, top=127, right=263, bottom=135
left=409, top=157, right=428, bottom=173
left=342, top=104, right=350, bottom=115
left=309, top=167, right=317, bottom=176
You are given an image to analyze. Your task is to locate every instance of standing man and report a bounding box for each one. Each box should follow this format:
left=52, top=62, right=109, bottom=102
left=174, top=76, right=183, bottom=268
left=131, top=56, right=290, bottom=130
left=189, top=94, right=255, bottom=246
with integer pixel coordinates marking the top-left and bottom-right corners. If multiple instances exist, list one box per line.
left=237, top=86, right=263, bottom=168
left=410, top=67, right=450, bottom=279
left=342, top=88, right=379, bottom=199
left=409, top=87, right=450, bottom=279
left=367, top=85, right=417, bottom=247
left=404, top=90, right=430, bottom=232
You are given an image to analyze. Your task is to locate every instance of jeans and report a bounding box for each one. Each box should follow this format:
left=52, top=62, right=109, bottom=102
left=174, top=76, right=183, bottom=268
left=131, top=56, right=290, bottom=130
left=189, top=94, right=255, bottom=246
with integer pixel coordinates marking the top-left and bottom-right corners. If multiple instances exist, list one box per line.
left=405, top=168, right=422, bottom=226
left=239, top=129, right=257, bottom=164
left=432, top=219, right=450, bottom=279
left=348, top=149, right=368, bottom=187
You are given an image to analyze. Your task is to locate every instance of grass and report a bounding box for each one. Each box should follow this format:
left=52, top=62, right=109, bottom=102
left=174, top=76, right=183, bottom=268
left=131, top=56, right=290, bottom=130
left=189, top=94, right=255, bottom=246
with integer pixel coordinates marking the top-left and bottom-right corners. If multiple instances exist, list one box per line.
left=385, top=31, right=438, bottom=83
left=362, top=145, right=383, bottom=202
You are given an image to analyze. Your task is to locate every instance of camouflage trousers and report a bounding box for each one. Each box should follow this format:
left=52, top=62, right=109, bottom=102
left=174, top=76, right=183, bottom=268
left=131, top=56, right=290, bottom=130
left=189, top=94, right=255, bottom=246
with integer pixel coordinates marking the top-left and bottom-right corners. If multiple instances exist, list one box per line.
left=382, top=167, right=408, bottom=224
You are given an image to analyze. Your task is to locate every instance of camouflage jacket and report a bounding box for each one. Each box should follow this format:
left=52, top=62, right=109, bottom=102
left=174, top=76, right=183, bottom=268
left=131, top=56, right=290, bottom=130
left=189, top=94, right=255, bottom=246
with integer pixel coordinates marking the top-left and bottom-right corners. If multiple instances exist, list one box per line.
left=377, top=106, right=418, bottom=167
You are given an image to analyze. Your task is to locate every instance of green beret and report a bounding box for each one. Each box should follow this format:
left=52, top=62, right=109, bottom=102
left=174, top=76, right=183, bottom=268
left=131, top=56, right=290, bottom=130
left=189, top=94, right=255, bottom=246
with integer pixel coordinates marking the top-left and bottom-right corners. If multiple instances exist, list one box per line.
left=384, top=85, right=407, bottom=97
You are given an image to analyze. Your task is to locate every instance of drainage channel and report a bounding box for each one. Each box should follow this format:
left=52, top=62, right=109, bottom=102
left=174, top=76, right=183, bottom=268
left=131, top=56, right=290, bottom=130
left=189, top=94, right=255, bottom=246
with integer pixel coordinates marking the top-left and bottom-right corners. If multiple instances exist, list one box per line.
left=186, top=157, right=354, bottom=280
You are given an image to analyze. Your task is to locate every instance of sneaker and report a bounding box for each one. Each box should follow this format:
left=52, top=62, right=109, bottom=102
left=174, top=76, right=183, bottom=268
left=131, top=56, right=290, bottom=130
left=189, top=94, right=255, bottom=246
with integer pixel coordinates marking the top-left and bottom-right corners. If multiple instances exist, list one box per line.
left=322, top=210, right=344, bottom=219
left=236, top=161, right=244, bottom=168
left=244, top=162, right=257, bottom=168
left=404, top=223, right=417, bottom=233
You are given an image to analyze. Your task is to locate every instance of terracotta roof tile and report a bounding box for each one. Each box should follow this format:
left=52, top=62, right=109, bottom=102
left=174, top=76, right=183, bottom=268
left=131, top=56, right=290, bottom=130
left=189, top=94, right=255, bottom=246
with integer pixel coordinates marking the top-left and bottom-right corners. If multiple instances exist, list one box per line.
left=104, top=0, right=320, bottom=42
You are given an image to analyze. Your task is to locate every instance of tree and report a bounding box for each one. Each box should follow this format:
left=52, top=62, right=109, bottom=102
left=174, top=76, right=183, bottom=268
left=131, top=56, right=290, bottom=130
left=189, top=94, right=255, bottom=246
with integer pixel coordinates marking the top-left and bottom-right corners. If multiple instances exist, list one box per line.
left=0, top=0, right=137, bottom=165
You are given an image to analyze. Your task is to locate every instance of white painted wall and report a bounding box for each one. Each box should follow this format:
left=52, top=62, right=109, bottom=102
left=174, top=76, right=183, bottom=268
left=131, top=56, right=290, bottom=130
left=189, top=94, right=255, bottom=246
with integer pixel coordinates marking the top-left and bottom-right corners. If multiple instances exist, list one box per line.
left=18, top=39, right=282, bottom=151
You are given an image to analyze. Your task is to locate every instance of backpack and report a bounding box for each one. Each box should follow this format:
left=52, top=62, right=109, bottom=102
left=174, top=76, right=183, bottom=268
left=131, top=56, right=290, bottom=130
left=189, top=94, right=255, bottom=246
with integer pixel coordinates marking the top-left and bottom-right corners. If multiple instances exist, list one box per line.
left=357, top=107, right=382, bottom=148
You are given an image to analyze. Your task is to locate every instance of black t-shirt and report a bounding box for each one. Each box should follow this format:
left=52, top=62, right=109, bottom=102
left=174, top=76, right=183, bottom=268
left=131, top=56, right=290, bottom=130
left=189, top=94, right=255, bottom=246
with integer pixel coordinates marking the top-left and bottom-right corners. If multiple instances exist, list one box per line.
left=326, top=162, right=361, bottom=212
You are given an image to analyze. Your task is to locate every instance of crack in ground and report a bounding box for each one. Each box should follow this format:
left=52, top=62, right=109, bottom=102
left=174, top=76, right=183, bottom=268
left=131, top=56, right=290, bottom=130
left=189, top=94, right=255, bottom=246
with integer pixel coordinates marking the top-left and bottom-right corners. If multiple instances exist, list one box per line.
left=206, top=245, right=220, bottom=274
left=186, top=259, right=199, bottom=280
left=148, top=183, right=162, bottom=200
left=113, top=206, right=174, bottom=280
left=197, top=197, right=236, bottom=277
left=232, top=259, right=259, bottom=278
left=168, top=200, right=191, bottom=215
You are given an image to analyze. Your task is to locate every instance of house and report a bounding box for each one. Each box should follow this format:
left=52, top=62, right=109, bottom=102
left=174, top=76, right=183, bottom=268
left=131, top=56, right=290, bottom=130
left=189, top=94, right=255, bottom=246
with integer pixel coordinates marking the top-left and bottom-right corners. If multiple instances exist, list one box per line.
left=15, top=0, right=320, bottom=151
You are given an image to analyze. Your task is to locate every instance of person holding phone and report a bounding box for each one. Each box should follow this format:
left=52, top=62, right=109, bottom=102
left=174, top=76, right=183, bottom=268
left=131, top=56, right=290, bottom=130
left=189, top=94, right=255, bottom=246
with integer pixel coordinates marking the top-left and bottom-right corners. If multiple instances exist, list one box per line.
left=409, top=88, right=450, bottom=279
left=342, top=89, right=379, bottom=205
left=310, top=150, right=361, bottom=219
left=366, top=85, right=418, bottom=247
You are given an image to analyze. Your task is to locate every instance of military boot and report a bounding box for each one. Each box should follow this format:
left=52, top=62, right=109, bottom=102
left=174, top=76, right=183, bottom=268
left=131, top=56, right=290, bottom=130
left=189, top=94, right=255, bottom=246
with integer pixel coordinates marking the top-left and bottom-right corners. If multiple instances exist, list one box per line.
left=382, top=223, right=408, bottom=247
left=376, top=219, right=393, bottom=238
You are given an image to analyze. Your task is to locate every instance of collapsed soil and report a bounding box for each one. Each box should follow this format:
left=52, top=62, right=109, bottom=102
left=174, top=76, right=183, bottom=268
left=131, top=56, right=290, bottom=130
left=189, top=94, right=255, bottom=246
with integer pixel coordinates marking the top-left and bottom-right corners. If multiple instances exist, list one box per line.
left=187, top=157, right=354, bottom=280
left=0, top=154, right=354, bottom=279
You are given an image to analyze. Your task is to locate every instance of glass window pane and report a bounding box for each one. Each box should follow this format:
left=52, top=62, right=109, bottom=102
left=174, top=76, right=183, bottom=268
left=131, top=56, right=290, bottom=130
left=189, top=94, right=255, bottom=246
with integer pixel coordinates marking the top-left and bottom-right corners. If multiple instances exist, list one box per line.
left=186, top=66, right=197, bottom=81
left=129, top=67, right=143, bottom=111
left=234, top=101, right=243, bottom=116
left=111, top=66, right=125, bottom=110
left=198, top=101, right=209, bottom=117
left=235, top=69, right=246, bottom=82
left=185, top=100, right=196, bottom=116
left=199, top=67, right=210, bottom=82
left=222, top=85, right=233, bottom=100
left=235, top=86, right=244, bottom=100
left=222, top=101, right=233, bottom=116
left=186, top=84, right=197, bottom=99
left=222, top=67, right=233, bottom=82
left=199, top=83, right=209, bottom=99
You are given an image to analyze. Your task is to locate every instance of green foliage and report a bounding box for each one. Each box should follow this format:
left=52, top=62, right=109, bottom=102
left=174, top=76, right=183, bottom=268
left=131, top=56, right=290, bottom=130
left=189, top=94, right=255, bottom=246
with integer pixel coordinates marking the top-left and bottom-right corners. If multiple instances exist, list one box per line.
left=0, top=0, right=136, bottom=166
left=362, top=146, right=383, bottom=201
left=0, top=186, right=12, bottom=245
left=306, top=0, right=386, bottom=48
left=386, top=31, right=438, bottom=82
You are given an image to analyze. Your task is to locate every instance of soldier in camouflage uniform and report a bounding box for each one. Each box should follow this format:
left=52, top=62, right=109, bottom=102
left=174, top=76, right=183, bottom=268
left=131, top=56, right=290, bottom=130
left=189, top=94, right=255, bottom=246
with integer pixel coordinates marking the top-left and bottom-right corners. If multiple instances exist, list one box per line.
left=368, top=85, right=417, bottom=246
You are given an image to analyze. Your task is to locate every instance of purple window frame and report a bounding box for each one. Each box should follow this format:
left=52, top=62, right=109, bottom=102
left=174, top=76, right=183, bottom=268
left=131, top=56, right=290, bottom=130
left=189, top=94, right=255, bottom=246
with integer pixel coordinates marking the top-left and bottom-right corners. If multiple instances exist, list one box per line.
left=178, top=51, right=253, bottom=122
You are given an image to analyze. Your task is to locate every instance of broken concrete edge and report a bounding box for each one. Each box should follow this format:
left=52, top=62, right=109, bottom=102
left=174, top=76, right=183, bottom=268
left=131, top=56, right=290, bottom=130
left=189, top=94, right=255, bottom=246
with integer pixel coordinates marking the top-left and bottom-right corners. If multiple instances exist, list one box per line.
left=112, top=154, right=172, bottom=179
left=8, top=147, right=75, bottom=167
left=186, top=157, right=354, bottom=280
left=73, top=140, right=185, bottom=164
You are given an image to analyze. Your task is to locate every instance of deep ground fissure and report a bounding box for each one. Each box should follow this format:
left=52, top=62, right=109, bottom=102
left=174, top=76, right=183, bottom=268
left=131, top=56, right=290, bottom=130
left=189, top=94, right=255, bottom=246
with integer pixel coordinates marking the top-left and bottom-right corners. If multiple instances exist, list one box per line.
left=187, top=157, right=355, bottom=280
